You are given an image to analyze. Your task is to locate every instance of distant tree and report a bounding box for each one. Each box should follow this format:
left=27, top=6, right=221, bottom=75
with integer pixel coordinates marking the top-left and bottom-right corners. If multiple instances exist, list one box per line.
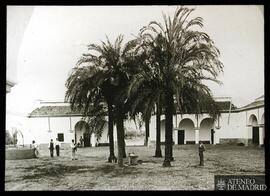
left=5, top=130, right=13, bottom=145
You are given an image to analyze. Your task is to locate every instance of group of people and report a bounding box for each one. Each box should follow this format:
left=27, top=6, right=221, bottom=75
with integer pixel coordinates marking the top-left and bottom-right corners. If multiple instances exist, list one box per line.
left=49, top=138, right=79, bottom=160
left=48, top=138, right=61, bottom=157
left=31, top=138, right=79, bottom=160
left=31, top=138, right=206, bottom=165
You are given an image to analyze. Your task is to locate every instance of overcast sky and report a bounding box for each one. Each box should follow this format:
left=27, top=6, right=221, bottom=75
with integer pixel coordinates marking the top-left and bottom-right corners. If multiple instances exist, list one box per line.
left=6, top=5, right=264, bottom=115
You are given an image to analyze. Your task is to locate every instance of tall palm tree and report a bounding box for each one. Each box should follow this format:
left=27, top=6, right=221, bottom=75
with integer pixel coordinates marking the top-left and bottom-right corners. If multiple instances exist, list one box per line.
left=136, top=6, right=223, bottom=167
left=66, top=35, right=139, bottom=166
left=126, top=56, right=164, bottom=157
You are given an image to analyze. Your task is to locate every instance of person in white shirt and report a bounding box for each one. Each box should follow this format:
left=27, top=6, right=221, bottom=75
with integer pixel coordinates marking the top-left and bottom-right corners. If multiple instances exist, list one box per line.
left=55, top=138, right=61, bottom=156
left=32, top=140, right=39, bottom=158
left=71, top=139, right=77, bottom=160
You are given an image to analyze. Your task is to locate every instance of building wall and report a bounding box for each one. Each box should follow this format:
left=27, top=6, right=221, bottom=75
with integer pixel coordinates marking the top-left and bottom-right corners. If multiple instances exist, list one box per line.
left=28, top=117, right=74, bottom=147
left=218, top=112, right=246, bottom=141
left=217, top=107, right=264, bottom=144
left=50, top=117, right=74, bottom=143
left=28, top=116, right=118, bottom=147
left=27, top=106, right=264, bottom=147
left=28, top=116, right=86, bottom=147
left=148, top=106, right=264, bottom=146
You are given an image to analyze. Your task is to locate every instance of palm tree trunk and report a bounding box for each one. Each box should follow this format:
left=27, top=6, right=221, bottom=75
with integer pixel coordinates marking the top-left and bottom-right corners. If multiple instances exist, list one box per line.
left=163, top=90, right=174, bottom=167
left=123, top=135, right=127, bottom=158
left=155, top=101, right=162, bottom=157
left=116, top=106, right=125, bottom=167
left=144, top=118, right=150, bottom=146
left=108, top=103, right=117, bottom=163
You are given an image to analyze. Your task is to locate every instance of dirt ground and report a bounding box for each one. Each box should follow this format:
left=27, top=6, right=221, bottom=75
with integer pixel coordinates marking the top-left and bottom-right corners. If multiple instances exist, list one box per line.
left=5, top=144, right=265, bottom=190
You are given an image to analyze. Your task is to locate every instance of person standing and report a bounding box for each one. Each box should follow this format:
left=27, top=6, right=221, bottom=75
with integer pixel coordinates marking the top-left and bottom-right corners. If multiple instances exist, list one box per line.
left=48, top=139, right=54, bottom=158
left=199, top=141, right=205, bottom=166
left=79, top=136, right=84, bottom=148
left=55, top=138, right=61, bottom=156
left=71, top=139, right=77, bottom=160
left=32, top=140, right=39, bottom=158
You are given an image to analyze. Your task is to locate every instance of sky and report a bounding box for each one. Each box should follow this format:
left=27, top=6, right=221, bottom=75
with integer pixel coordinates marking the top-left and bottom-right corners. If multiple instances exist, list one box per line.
left=6, top=5, right=264, bottom=116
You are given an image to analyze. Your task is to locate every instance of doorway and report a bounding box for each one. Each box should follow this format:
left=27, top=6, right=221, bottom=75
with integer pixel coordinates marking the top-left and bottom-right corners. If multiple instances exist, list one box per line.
left=178, top=130, right=185, bottom=145
left=252, top=127, right=259, bottom=145
left=83, top=132, right=91, bottom=147
left=211, top=129, right=214, bottom=144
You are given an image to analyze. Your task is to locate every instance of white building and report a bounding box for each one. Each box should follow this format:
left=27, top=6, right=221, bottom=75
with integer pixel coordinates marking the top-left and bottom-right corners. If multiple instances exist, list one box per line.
left=149, top=95, right=264, bottom=146
left=26, top=96, right=264, bottom=148
left=26, top=101, right=141, bottom=148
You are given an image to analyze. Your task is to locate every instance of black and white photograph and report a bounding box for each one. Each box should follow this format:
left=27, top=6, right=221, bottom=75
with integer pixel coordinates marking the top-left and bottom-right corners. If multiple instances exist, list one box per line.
left=5, top=5, right=266, bottom=191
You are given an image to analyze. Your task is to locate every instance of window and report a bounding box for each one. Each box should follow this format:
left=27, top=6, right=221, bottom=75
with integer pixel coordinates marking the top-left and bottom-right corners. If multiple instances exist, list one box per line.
left=57, top=133, right=64, bottom=142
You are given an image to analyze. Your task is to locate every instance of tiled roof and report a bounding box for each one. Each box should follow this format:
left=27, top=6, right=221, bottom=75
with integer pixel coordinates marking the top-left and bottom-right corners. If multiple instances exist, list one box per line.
left=28, top=106, right=81, bottom=117
left=174, top=101, right=237, bottom=114
left=237, top=100, right=264, bottom=111
left=215, top=101, right=237, bottom=111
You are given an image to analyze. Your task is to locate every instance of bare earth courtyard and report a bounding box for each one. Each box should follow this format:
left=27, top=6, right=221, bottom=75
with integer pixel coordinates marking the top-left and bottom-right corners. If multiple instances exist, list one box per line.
left=5, top=144, right=265, bottom=190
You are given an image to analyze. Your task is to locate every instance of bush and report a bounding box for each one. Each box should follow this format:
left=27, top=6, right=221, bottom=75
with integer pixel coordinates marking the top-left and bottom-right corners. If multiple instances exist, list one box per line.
left=125, top=131, right=136, bottom=139
left=125, top=129, right=138, bottom=139
left=6, top=130, right=14, bottom=145
left=237, top=143, right=245, bottom=146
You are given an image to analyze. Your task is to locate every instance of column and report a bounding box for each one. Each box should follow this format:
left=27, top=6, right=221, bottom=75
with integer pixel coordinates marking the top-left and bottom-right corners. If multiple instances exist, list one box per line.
left=214, top=129, right=218, bottom=144
left=246, top=126, right=252, bottom=146
left=259, top=126, right=264, bottom=145
left=149, top=115, right=156, bottom=146
left=91, top=134, right=96, bottom=147
left=195, top=128, right=199, bottom=144
left=174, top=129, right=178, bottom=145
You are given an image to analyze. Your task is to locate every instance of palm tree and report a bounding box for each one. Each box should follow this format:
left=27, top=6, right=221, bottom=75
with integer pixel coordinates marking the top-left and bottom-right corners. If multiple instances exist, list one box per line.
left=66, top=35, right=139, bottom=167
left=136, top=6, right=223, bottom=167
left=65, top=65, right=111, bottom=145
left=126, top=57, right=164, bottom=156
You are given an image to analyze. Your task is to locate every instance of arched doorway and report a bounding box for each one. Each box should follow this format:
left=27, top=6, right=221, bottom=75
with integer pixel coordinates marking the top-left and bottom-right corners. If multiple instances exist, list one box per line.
left=75, top=121, right=91, bottom=147
left=200, top=118, right=215, bottom=144
left=249, top=114, right=259, bottom=145
left=178, top=119, right=195, bottom=144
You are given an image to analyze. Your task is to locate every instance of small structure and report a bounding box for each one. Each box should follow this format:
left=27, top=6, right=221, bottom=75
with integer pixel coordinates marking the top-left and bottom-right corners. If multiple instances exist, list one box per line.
left=6, top=147, right=35, bottom=160
left=128, top=152, right=138, bottom=165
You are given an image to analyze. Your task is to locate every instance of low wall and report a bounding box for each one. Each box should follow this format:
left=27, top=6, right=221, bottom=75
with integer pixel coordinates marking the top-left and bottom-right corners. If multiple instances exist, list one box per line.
left=219, top=138, right=248, bottom=145
left=6, top=148, right=35, bottom=160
